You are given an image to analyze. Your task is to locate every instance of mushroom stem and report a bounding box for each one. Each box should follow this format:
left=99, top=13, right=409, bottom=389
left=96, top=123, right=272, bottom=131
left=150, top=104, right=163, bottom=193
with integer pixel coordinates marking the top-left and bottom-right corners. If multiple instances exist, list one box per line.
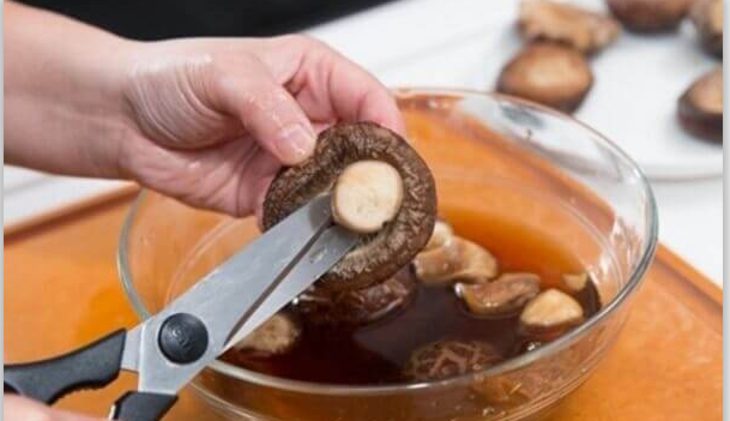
left=332, top=160, right=404, bottom=234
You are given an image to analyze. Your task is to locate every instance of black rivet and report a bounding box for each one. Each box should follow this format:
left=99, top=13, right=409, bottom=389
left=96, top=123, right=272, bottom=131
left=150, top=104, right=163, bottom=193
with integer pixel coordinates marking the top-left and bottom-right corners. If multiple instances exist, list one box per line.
left=158, top=313, right=208, bottom=364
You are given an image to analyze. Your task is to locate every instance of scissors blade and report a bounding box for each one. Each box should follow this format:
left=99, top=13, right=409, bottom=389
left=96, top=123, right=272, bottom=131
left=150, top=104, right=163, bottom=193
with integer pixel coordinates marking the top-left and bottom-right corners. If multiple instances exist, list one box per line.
left=123, top=195, right=354, bottom=394
left=222, top=224, right=358, bottom=351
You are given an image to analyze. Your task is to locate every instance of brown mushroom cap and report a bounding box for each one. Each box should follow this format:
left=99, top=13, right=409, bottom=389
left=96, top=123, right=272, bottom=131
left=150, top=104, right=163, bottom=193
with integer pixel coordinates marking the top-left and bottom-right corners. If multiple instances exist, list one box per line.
left=263, top=122, right=437, bottom=291
left=606, top=0, right=694, bottom=32
left=497, top=43, right=594, bottom=113
left=690, top=0, right=723, bottom=58
left=519, top=0, right=621, bottom=54
left=293, top=267, right=417, bottom=327
left=403, top=340, right=502, bottom=382
left=678, top=68, right=723, bottom=143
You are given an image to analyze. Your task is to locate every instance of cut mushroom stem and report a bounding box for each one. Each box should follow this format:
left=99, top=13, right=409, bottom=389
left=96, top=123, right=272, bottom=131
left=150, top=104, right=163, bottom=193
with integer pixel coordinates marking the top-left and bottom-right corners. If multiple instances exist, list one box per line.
left=332, top=160, right=404, bottom=234
left=562, top=272, right=589, bottom=292
left=519, top=0, right=621, bottom=55
left=234, top=313, right=300, bottom=355
left=678, top=68, right=723, bottom=143
left=520, top=289, right=584, bottom=330
left=497, top=42, right=594, bottom=113
left=424, top=220, right=454, bottom=251
left=413, top=237, right=498, bottom=286
left=457, top=273, right=541, bottom=317
left=606, top=0, right=694, bottom=32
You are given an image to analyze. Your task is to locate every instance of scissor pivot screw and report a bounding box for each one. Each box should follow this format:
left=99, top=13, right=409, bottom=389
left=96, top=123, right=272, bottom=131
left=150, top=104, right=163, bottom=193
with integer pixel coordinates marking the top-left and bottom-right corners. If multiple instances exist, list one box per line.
left=158, top=313, right=208, bottom=364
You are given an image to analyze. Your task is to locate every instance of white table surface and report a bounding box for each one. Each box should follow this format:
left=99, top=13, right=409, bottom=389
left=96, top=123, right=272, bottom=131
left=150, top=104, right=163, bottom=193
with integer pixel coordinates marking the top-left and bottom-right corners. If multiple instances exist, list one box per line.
left=3, top=0, right=723, bottom=285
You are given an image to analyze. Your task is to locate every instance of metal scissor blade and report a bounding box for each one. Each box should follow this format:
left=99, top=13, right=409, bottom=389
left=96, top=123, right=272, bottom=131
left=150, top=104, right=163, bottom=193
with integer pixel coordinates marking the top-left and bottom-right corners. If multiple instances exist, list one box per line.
left=223, top=224, right=358, bottom=351
left=124, top=195, right=338, bottom=394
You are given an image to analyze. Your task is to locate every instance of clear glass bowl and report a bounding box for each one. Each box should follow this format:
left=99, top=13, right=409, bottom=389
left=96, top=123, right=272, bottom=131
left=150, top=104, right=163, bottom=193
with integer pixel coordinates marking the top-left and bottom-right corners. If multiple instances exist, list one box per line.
left=119, top=89, right=658, bottom=420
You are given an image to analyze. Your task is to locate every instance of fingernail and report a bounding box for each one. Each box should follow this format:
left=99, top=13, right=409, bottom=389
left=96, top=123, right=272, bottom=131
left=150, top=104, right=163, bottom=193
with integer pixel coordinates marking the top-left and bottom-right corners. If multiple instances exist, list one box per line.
left=276, top=123, right=315, bottom=164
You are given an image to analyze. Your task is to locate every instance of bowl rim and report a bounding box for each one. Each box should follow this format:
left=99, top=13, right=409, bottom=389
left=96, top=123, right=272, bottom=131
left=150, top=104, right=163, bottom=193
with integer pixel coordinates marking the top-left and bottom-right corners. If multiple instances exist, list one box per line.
left=118, top=87, right=658, bottom=397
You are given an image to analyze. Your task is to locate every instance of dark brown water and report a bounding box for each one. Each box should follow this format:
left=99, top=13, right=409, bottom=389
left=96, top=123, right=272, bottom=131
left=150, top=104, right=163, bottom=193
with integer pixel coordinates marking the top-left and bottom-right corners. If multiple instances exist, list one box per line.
left=221, top=207, right=601, bottom=385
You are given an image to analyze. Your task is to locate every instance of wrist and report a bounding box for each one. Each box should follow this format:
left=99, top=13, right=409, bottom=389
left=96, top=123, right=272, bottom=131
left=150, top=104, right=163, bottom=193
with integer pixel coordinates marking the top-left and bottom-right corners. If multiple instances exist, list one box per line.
left=4, top=2, right=142, bottom=178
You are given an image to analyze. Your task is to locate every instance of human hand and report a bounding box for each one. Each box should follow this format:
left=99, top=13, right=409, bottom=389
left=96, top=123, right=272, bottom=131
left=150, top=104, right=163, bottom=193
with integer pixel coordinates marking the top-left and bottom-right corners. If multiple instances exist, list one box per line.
left=4, top=395, right=102, bottom=421
left=6, top=2, right=403, bottom=219
left=119, top=35, right=404, bottom=219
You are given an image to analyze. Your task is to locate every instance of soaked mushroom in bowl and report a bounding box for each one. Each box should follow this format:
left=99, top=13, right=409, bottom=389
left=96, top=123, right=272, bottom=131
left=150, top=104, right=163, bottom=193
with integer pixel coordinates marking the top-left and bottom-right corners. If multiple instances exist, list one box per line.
left=403, top=340, right=503, bottom=382
left=293, top=267, right=417, bottom=327
left=233, top=313, right=301, bottom=356
left=456, top=273, right=541, bottom=317
left=413, top=237, right=498, bottom=286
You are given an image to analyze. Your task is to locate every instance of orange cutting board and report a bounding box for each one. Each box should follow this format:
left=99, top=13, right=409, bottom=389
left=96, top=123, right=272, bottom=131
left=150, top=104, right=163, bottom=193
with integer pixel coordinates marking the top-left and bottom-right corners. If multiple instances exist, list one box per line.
left=4, top=188, right=722, bottom=420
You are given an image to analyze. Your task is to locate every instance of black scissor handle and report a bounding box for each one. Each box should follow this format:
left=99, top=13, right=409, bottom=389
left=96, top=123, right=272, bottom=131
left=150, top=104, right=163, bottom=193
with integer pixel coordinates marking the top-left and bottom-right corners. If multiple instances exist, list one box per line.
left=4, top=329, right=127, bottom=404
left=5, top=329, right=178, bottom=421
left=111, top=391, right=178, bottom=421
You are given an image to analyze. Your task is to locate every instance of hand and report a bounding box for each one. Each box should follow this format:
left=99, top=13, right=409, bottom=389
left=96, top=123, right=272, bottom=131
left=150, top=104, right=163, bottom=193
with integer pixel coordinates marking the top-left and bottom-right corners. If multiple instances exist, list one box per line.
left=5, top=2, right=404, bottom=219
left=4, top=395, right=102, bottom=421
left=119, top=35, right=404, bottom=218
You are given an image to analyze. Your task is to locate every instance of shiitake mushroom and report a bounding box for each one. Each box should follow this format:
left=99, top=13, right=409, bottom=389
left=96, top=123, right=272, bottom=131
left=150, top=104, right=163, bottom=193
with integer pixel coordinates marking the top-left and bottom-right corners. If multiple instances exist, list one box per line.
left=233, top=313, right=300, bottom=356
left=519, top=289, right=585, bottom=333
left=294, top=266, right=417, bottom=327
left=403, top=340, right=502, bottom=382
left=423, top=220, right=454, bottom=251
left=413, top=237, right=498, bottom=286
left=690, top=0, right=723, bottom=58
left=263, top=122, right=437, bottom=292
left=562, top=272, right=603, bottom=315
left=497, top=43, right=594, bottom=112
left=678, top=68, right=723, bottom=143
left=561, top=272, right=590, bottom=292
left=606, top=0, right=694, bottom=32
left=456, top=273, right=541, bottom=317
left=519, top=0, right=621, bottom=55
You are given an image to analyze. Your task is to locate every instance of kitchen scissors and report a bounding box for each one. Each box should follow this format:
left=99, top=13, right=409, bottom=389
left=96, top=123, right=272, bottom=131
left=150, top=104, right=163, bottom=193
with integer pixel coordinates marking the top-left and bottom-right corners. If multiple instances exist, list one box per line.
left=4, top=195, right=359, bottom=421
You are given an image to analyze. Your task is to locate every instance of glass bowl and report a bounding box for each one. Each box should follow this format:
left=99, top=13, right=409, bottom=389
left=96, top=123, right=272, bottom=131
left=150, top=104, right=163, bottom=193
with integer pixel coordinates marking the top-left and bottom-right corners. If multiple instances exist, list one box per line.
left=119, top=89, right=658, bottom=420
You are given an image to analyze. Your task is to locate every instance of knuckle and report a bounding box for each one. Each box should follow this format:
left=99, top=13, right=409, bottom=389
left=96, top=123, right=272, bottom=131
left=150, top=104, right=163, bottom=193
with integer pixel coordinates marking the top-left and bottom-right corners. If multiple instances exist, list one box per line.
left=209, top=55, right=264, bottom=92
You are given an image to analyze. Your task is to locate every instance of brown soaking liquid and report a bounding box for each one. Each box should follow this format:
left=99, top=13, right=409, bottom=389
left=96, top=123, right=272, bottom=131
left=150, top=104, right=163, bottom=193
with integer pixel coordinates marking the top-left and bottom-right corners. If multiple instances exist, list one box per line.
left=221, top=206, right=601, bottom=385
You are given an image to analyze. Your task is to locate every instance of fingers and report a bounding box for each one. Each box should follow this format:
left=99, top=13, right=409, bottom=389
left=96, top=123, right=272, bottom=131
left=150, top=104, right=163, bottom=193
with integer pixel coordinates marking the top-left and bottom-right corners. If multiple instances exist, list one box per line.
left=212, top=58, right=317, bottom=165
left=123, top=133, right=280, bottom=218
left=282, top=36, right=406, bottom=136
left=4, top=396, right=101, bottom=421
left=324, top=58, right=406, bottom=135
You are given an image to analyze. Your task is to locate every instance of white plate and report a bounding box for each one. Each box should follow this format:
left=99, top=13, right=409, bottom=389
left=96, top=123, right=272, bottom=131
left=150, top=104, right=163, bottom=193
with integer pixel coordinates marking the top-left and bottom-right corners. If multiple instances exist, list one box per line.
left=311, top=0, right=722, bottom=180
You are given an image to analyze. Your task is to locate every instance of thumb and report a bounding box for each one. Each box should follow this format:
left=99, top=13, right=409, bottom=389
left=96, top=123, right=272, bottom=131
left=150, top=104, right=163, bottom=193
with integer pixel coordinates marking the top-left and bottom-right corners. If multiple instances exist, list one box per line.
left=213, top=61, right=316, bottom=165
left=4, top=395, right=102, bottom=421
